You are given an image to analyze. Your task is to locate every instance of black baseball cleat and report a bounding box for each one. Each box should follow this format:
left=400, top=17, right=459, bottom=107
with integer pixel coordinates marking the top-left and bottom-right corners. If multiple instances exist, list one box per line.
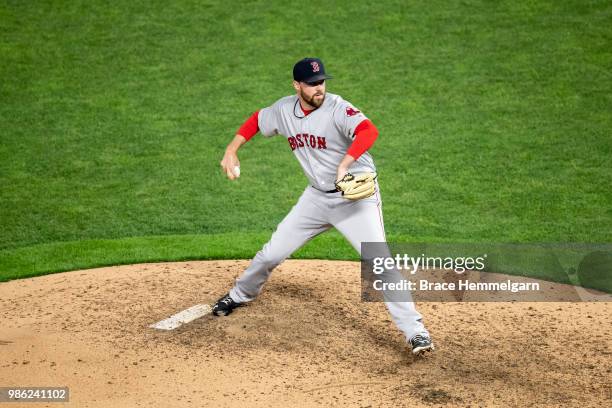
left=410, top=334, right=435, bottom=355
left=212, top=293, right=242, bottom=316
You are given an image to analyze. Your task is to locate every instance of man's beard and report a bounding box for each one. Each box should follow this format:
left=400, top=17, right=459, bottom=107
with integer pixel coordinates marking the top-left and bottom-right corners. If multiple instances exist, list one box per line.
left=301, top=90, right=325, bottom=108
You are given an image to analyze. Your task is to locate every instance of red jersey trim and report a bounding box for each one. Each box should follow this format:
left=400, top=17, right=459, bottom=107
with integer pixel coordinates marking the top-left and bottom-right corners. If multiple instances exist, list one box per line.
left=301, top=106, right=314, bottom=116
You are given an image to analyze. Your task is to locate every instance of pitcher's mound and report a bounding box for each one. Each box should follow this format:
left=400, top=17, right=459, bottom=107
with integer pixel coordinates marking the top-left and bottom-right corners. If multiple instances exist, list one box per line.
left=0, top=260, right=610, bottom=407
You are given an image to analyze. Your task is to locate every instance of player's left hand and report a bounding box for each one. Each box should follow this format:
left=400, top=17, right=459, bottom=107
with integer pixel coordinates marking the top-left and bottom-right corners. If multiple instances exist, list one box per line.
left=336, top=166, right=350, bottom=181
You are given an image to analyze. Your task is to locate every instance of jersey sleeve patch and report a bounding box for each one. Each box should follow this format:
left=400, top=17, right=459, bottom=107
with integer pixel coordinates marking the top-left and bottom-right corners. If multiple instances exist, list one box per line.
left=345, top=106, right=361, bottom=117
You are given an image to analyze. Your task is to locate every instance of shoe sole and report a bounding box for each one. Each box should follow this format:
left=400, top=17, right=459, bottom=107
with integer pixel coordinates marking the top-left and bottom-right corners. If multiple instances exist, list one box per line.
left=412, top=344, right=435, bottom=355
left=212, top=309, right=230, bottom=317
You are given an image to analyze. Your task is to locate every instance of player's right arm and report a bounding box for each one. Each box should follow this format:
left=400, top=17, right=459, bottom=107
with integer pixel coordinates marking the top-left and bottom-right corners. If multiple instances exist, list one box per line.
left=220, top=100, right=281, bottom=180
left=220, top=111, right=260, bottom=180
left=220, top=135, right=246, bottom=180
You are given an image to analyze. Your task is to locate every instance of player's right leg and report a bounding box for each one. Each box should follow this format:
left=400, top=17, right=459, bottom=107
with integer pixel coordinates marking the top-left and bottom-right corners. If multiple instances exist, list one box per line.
left=213, top=187, right=330, bottom=315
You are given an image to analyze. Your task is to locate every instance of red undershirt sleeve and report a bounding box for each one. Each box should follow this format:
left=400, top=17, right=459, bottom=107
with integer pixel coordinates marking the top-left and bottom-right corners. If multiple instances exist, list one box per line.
left=347, top=119, right=379, bottom=160
left=236, top=111, right=260, bottom=141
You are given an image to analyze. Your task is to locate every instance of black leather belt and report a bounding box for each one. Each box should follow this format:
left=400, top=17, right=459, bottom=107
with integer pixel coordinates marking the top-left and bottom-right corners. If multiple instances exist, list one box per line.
left=312, top=186, right=340, bottom=193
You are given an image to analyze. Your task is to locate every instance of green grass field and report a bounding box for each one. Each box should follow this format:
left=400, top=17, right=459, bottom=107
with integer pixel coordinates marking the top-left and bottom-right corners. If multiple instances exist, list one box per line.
left=1, top=0, right=610, bottom=284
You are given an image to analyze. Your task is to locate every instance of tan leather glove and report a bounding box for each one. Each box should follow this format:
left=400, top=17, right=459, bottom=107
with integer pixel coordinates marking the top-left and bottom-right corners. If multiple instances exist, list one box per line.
left=335, top=172, right=377, bottom=200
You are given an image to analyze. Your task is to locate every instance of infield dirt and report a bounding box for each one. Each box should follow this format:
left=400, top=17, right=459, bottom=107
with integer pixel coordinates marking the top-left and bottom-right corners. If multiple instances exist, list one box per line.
left=1, top=260, right=610, bottom=407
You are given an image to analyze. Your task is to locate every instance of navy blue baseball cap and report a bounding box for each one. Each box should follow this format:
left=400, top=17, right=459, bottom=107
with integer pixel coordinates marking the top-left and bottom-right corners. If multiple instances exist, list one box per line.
left=293, top=57, right=333, bottom=83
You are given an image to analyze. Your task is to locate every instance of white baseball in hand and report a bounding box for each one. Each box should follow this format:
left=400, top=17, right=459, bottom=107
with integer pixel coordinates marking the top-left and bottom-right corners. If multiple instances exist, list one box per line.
left=233, top=166, right=241, bottom=177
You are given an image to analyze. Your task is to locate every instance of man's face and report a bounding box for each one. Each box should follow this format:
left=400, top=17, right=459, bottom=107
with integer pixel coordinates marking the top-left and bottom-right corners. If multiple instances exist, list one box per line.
left=294, top=79, right=326, bottom=108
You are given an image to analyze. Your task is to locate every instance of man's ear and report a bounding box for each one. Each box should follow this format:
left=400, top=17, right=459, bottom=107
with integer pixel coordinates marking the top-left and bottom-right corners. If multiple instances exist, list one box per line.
left=292, top=80, right=300, bottom=92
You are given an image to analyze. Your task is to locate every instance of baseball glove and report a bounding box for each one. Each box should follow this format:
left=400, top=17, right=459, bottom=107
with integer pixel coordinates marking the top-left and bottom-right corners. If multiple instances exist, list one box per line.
left=335, top=172, right=377, bottom=200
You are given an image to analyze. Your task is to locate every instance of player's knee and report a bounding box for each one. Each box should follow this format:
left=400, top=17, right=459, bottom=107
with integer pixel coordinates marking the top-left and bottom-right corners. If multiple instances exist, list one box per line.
left=255, top=250, right=285, bottom=271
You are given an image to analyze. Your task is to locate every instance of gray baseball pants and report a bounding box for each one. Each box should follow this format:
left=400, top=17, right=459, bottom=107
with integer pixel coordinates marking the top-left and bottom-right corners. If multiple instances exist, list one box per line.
left=229, top=184, right=429, bottom=341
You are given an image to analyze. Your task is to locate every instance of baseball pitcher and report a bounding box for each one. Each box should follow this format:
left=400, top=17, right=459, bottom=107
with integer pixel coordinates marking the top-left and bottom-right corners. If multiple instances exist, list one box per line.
left=214, top=57, right=434, bottom=355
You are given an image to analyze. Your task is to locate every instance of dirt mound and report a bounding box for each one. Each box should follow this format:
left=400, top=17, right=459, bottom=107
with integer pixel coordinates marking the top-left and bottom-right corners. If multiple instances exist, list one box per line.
left=0, top=260, right=610, bottom=407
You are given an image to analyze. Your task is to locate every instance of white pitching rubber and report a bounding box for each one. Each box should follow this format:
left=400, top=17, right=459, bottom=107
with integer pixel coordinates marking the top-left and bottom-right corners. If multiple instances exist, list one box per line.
left=149, top=304, right=212, bottom=330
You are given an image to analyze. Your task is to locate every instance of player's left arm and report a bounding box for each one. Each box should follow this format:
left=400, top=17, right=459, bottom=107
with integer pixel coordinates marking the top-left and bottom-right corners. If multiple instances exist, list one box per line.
left=336, top=119, right=379, bottom=180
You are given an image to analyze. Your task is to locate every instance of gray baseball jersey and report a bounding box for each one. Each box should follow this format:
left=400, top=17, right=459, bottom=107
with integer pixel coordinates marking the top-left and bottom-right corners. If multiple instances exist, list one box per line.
left=258, top=93, right=376, bottom=191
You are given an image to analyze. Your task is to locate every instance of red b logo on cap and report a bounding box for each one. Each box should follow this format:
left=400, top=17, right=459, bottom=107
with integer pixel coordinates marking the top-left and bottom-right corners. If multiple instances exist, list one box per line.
left=310, top=61, right=320, bottom=72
